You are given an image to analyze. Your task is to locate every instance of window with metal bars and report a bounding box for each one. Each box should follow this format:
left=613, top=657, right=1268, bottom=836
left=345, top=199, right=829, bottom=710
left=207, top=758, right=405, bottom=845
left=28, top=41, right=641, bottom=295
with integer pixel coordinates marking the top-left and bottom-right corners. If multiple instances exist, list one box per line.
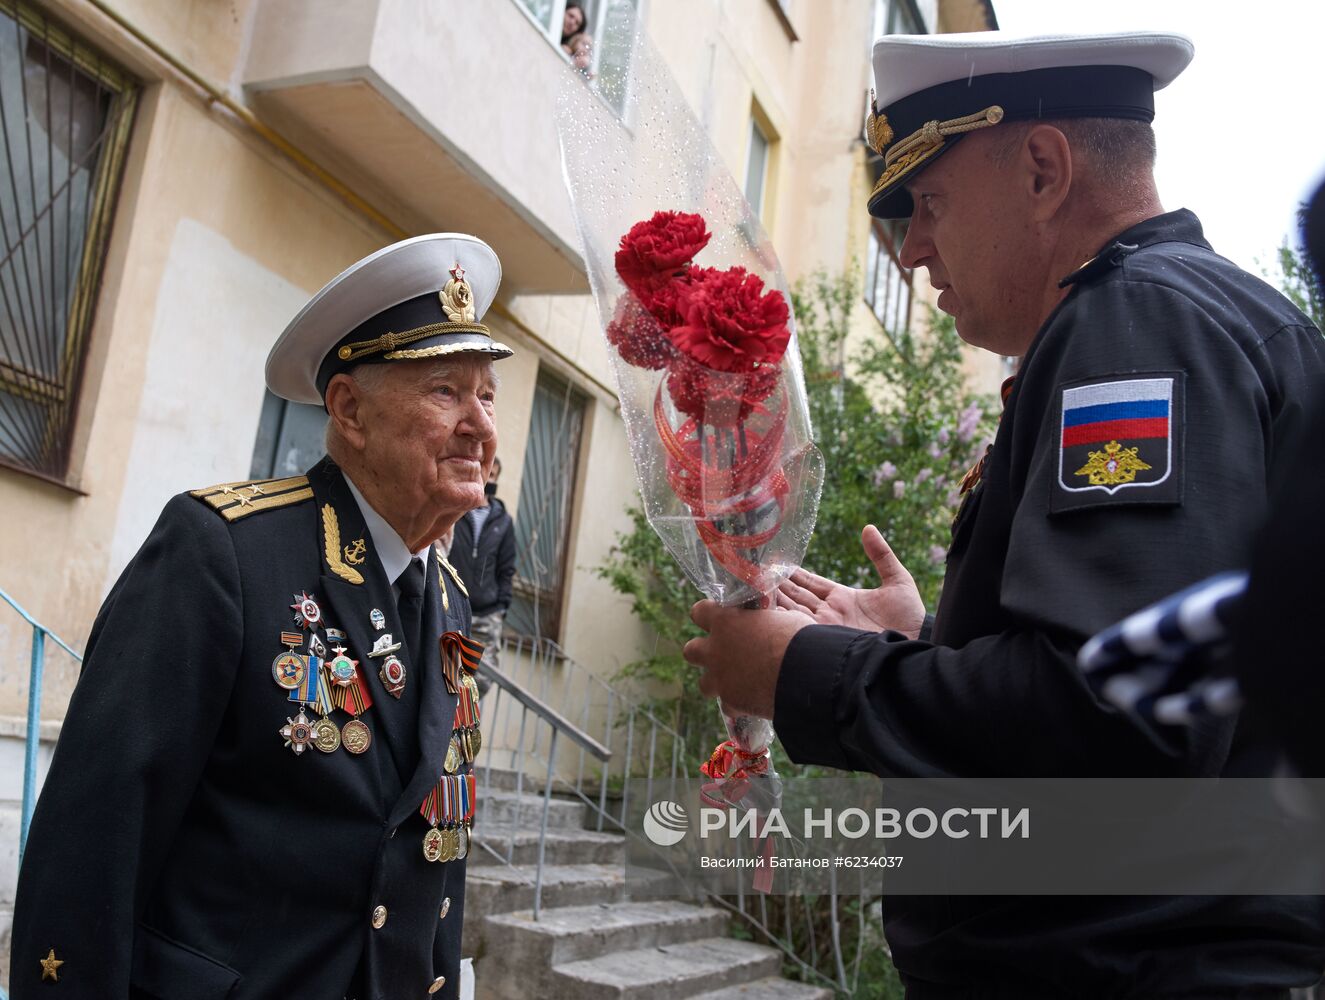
left=0, top=0, right=137, bottom=486
left=505, top=369, right=586, bottom=643
left=864, top=218, right=913, bottom=335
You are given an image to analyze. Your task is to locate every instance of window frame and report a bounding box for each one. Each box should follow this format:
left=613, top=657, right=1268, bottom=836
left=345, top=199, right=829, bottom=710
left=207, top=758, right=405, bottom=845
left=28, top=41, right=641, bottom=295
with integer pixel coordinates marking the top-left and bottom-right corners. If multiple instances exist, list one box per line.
left=744, top=115, right=770, bottom=221
left=0, top=0, right=138, bottom=489
left=863, top=218, right=914, bottom=335
left=506, top=367, right=588, bottom=645
left=508, top=0, right=643, bottom=117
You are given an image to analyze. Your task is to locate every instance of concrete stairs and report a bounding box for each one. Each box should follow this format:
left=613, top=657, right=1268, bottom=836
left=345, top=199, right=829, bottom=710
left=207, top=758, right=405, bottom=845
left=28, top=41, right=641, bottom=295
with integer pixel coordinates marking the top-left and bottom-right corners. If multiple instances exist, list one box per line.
left=467, top=768, right=831, bottom=1000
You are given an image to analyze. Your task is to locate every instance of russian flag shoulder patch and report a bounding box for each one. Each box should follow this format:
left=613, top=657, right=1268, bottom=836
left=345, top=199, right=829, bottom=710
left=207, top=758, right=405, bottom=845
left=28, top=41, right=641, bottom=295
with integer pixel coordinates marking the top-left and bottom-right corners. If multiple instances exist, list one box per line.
left=1051, top=372, right=1184, bottom=514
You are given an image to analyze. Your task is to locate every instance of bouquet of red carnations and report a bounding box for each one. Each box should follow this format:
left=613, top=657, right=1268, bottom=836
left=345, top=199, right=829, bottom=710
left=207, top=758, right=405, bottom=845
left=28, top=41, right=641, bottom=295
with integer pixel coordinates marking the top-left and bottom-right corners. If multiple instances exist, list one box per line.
left=556, top=17, right=823, bottom=891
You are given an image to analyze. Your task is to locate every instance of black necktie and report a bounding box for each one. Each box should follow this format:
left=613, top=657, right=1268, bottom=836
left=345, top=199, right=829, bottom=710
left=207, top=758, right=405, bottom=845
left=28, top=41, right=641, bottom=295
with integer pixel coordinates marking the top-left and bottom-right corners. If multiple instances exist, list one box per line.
left=397, top=557, right=426, bottom=669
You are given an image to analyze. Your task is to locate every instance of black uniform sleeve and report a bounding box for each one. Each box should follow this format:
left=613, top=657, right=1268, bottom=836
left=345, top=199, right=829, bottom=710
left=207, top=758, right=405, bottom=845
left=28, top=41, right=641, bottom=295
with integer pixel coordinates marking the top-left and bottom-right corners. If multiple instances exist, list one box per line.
left=10, top=495, right=243, bottom=997
left=774, top=275, right=1319, bottom=778
left=494, top=518, right=517, bottom=614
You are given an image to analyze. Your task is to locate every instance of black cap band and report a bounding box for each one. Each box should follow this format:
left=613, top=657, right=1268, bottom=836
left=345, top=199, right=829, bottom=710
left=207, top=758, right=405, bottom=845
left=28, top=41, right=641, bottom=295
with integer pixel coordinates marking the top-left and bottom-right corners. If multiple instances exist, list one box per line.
left=870, top=64, right=1156, bottom=219
left=314, top=291, right=511, bottom=397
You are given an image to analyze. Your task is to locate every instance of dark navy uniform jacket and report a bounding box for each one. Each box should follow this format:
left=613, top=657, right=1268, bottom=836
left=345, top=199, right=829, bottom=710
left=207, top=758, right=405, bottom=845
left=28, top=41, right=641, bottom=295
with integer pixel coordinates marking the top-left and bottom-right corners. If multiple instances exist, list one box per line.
left=774, top=210, right=1325, bottom=997
left=11, top=457, right=472, bottom=999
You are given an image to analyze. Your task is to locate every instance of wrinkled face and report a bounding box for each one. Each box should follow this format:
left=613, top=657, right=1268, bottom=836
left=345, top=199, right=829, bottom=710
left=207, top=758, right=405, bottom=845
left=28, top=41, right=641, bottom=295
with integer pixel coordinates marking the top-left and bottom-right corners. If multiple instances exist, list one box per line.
left=563, top=5, right=584, bottom=35
left=899, top=133, right=1041, bottom=357
left=355, top=356, right=498, bottom=522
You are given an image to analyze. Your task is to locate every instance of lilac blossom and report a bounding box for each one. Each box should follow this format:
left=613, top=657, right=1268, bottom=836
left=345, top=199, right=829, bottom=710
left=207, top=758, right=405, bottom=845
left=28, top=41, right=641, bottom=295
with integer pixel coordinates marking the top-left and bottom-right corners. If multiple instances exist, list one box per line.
left=929, top=545, right=947, bottom=564
left=893, top=480, right=906, bottom=499
left=957, top=402, right=982, bottom=443
left=873, top=461, right=898, bottom=485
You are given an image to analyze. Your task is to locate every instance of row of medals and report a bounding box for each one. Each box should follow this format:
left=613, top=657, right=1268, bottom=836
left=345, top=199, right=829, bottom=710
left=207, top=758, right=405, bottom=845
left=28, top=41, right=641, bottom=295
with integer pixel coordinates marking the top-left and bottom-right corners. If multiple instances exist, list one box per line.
left=276, top=592, right=483, bottom=863
left=429, top=671, right=483, bottom=861
left=273, top=592, right=403, bottom=755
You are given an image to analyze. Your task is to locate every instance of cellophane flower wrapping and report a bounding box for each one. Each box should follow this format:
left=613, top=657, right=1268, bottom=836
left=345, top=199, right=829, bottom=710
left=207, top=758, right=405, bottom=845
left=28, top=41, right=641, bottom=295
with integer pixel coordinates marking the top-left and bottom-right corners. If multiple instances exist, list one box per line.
left=556, top=15, right=823, bottom=889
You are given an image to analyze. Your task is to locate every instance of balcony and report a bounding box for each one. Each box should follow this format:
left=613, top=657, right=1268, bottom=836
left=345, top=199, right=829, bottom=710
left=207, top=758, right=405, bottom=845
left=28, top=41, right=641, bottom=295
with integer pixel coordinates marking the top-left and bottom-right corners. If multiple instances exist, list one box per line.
left=242, top=0, right=589, bottom=294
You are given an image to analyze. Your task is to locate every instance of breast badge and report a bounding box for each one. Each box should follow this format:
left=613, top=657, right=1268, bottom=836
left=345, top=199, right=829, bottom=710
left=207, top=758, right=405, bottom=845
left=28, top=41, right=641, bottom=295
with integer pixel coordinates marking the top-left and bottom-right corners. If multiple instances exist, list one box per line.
left=280, top=711, right=313, bottom=754
left=290, top=592, right=322, bottom=630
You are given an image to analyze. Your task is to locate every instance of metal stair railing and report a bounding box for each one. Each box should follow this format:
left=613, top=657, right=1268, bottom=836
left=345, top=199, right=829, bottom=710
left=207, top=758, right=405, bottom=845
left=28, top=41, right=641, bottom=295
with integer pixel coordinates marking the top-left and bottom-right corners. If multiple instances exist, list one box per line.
left=476, top=634, right=865, bottom=995
left=0, top=586, right=81, bottom=862
left=473, top=653, right=611, bottom=919
left=0, top=586, right=83, bottom=1000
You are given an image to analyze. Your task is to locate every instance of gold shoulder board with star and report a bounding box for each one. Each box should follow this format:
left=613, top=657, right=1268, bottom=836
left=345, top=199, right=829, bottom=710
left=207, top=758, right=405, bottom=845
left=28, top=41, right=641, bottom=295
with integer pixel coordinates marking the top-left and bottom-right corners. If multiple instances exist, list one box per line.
left=190, top=475, right=312, bottom=522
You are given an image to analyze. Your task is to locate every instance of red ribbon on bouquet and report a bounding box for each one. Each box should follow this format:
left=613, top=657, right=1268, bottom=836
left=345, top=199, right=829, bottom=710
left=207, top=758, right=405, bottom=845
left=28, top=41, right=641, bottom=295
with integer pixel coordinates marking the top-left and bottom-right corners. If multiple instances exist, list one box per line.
left=700, top=739, right=777, bottom=893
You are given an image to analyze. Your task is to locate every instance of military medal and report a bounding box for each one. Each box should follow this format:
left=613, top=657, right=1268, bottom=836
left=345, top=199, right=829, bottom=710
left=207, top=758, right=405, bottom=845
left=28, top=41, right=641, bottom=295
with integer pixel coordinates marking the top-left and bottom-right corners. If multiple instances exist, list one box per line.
left=326, top=627, right=347, bottom=643
left=422, top=825, right=445, bottom=863
left=280, top=711, right=313, bottom=754
left=311, top=716, right=341, bottom=753
left=439, top=827, right=459, bottom=863
left=328, top=646, right=360, bottom=687
left=368, top=633, right=401, bottom=657
left=272, top=632, right=307, bottom=689
left=342, top=718, right=372, bottom=754
left=330, top=659, right=374, bottom=755
left=420, top=773, right=476, bottom=862
left=379, top=655, right=406, bottom=699
left=444, top=736, right=461, bottom=775
left=309, top=634, right=328, bottom=659
left=441, top=631, right=485, bottom=762
left=272, top=651, right=306, bottom=690
left=370, top=608, right=386, bottom=631
left=290, top=592, right=322, bottom=630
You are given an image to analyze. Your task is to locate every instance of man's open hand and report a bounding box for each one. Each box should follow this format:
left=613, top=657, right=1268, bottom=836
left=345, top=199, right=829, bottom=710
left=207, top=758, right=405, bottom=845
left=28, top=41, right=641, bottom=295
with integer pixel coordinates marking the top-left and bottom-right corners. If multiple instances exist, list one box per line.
left=683, top=602, right=816, bottom=719
left=775, top=525, right=926, bottom=639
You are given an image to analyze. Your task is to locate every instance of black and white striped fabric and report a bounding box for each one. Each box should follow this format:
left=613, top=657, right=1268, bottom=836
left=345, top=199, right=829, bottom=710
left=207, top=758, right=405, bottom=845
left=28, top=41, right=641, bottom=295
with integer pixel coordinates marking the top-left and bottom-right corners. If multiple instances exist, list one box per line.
left=1078, top=571, right=1248, bottom=725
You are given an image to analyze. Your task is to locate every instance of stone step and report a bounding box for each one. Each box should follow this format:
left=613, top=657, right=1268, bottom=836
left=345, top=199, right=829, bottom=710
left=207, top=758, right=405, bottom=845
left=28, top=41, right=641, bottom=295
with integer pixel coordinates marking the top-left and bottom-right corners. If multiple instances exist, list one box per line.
left=473, top=765, right=621, bottom=810
left=472, top=765, right=554, bottom=795
left=548, top=937, right=782, bottom=1000
left=469, top=824, right=624, bottom=868
left=484, top=900, right=726, bottom=968
left=464, top=863, right=638, bottom=917
left=475, top=789, right=588, bottom=831
left=691, top=977, right=835, bottom=1000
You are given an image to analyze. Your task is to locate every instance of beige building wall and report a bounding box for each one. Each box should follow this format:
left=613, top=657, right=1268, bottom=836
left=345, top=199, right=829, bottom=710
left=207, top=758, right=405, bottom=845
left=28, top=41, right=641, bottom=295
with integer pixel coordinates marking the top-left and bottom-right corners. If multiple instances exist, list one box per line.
left=0, top=0, right=1001, bottom=962
left=0, top=0, right=996, bottom=751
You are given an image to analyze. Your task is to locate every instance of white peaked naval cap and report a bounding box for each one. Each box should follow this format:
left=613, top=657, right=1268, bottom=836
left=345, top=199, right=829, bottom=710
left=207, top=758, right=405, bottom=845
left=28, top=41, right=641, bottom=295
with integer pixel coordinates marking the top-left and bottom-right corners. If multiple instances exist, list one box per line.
left=266, top=233, right=512, bottom=405
left=864, top=31, right=1194, bottom=218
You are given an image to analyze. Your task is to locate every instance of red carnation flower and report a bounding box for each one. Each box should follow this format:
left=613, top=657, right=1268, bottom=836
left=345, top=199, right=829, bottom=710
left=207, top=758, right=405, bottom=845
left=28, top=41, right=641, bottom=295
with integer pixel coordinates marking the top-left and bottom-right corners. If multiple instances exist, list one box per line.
left=605, top=293, right=677, bottom=370
left=666, top=354, right=779, bottom=427
left=615, top=211, right=711, bottom=294
left=667, top=266, right=790, bottom=373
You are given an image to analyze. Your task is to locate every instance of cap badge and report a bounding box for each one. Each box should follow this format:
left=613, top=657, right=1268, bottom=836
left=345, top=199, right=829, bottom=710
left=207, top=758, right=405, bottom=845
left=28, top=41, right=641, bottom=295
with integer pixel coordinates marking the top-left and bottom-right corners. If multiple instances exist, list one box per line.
left=865, top=91, right=894, bottom=154
left=440, top=264, right=477, bottom=323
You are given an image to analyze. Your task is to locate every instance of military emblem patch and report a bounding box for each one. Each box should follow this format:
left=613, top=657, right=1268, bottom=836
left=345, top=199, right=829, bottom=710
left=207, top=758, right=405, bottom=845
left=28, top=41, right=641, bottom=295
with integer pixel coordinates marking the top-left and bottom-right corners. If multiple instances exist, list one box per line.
left=1051, top=374, right=1183, bottom=513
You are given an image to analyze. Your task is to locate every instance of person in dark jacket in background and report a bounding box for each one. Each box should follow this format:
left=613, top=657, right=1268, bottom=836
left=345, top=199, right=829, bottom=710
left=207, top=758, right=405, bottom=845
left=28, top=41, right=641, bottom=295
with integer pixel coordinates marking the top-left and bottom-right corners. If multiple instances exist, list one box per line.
left=450, top=456, right=516, bottom=692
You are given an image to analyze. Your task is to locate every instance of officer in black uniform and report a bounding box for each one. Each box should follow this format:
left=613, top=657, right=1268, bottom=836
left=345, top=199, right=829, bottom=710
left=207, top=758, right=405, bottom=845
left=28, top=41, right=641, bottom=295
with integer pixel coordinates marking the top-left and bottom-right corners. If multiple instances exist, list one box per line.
left=685, top=31, right=1325, bottom=998
left=10, top=234, right=512, bottom=999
